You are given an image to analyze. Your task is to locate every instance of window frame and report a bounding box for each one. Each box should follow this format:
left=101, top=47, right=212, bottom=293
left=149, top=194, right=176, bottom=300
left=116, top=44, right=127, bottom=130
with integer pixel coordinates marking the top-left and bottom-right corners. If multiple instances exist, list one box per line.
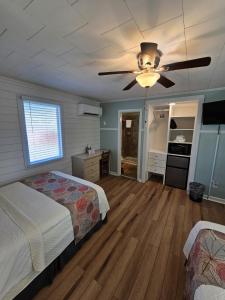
left=18, top=96, right=64, bottom=168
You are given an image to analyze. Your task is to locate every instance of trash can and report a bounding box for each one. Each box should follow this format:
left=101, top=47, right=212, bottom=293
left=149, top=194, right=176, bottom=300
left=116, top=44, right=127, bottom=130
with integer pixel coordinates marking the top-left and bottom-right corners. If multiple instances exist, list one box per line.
left=189, top=182, right=205, bottom=202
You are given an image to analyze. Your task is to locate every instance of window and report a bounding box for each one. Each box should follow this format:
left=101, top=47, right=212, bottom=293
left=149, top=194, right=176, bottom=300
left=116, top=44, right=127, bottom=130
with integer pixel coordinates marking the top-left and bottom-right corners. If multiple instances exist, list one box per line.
left=19, top=97, right=64, bottom=167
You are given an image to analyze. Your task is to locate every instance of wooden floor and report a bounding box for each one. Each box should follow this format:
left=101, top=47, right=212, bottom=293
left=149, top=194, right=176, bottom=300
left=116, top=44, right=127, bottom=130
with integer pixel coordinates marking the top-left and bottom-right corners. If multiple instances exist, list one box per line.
left=121, top=161, right=137, bottom=179
left=34, top=176, right=225, bottom=300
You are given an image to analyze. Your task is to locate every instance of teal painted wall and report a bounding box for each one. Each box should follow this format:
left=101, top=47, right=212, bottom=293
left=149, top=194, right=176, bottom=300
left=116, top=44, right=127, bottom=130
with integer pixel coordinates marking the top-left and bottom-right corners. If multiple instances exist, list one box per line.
left=191, top=90, right=225, bottom=199
left=195, top=133, right=218, bottom=195
left=100, top=130, right=118, bottom=173
left=100, top=99, right=145, bottom=128
left=210, top=134, right=225, bottom=198
left=100, top=89, right=225, bottom=198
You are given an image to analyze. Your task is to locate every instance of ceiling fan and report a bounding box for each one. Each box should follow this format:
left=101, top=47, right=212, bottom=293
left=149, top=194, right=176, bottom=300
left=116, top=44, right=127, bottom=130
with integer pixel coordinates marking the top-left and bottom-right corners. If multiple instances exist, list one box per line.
left=98, top=42, right=211, bottom=90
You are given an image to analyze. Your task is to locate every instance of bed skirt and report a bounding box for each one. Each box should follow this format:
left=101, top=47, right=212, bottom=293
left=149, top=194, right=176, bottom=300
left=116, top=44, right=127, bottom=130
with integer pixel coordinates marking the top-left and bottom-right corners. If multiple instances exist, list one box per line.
left=14, top=215, right=107, bottom=300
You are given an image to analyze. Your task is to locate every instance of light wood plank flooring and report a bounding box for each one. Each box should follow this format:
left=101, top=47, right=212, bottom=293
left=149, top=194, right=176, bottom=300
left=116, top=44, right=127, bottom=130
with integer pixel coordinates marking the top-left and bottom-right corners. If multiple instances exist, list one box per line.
left=34, top=176, right=225, bottom=300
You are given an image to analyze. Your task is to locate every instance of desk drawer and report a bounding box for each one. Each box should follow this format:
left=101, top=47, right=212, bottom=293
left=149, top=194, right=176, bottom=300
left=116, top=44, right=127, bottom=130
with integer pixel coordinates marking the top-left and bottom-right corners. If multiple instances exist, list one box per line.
left=149, top=166, right=165, bottom=175
left=84, top=157, right=100, bottom=168
left=148, top=158, right=166, bottom=168
left=84, top=175, right=99, bottom=182
left=148, top=152, right=167, bottom=161
left=84, top=164, right=99, bottom=180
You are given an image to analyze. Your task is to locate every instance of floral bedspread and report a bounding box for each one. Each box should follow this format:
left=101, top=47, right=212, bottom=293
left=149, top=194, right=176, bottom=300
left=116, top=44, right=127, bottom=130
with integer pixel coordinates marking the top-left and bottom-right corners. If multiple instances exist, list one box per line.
left=22, top=172, right=100, bottom=243
left=185, top=229, right=225, bottom=300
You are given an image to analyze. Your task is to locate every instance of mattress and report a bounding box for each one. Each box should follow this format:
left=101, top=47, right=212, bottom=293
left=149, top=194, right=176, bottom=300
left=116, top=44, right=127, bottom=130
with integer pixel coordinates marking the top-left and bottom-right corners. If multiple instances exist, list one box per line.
left=184, top=221, right=225, bottom=300
left=0, top=206, right=31, bottom=300
left=0, top=182, right=74, bottom=300
left=0, top=171, right=109, bottom=300
left=51, top=171, right=110, bottom=219
left=194, top=285, right=225, bottom=300
left=183, top=221, right=225, bottom=258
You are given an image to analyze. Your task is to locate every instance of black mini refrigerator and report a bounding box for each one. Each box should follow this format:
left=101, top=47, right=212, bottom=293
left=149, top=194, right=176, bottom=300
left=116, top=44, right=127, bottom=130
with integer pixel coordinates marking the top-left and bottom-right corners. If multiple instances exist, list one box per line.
left=165, top=155, right=190, bottom=189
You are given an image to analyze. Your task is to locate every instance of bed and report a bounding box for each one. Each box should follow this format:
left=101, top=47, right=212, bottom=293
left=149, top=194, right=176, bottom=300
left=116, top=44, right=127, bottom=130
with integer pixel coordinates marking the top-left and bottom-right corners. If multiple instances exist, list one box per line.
left=183, top=221, right=225, bottom=300
left=0, top=171, right=109, bottom=300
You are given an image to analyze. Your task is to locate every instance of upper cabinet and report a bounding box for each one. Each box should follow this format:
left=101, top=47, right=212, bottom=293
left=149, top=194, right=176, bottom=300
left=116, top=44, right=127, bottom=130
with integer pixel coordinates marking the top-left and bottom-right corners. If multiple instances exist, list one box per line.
left=170, top=102, right=198, bottom=118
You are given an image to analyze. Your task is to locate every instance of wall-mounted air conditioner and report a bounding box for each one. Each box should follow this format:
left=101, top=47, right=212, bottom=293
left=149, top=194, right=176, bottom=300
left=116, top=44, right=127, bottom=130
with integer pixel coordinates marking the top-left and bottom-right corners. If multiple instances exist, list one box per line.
left=78, top=104, right=102, bottom=117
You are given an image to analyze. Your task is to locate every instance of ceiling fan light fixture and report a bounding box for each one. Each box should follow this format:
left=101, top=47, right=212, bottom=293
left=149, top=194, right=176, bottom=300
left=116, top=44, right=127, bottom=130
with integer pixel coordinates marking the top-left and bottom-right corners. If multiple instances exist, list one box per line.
left=136, top=72, right=160, bottom=88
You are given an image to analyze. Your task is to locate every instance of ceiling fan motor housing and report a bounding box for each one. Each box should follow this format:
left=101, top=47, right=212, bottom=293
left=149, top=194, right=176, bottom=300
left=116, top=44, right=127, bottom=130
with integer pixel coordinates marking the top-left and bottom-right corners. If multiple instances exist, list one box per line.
left=138, top=42, right=161, bottom=70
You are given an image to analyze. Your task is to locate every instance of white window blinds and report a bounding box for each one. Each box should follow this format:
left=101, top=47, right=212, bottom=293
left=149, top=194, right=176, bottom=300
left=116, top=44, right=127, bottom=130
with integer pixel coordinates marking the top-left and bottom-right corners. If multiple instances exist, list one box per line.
left=20, top=98, right=64, bottom=167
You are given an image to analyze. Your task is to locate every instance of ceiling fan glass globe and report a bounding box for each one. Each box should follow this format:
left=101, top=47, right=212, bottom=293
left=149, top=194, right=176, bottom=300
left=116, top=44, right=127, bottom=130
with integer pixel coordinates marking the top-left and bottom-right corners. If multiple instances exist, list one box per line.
left=136, top=72, right=160, bottom=88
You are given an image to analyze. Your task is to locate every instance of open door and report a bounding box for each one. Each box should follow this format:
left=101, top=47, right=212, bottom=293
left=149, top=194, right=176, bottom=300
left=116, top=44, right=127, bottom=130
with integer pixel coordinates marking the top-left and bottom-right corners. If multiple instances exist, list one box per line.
left=118, top=111, right=141, bottom=180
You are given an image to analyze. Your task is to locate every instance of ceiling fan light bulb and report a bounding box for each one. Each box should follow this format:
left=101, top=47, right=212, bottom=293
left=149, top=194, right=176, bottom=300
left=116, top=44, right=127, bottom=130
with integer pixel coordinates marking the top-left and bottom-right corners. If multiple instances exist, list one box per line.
left=136, top=72, right=160, bottom=88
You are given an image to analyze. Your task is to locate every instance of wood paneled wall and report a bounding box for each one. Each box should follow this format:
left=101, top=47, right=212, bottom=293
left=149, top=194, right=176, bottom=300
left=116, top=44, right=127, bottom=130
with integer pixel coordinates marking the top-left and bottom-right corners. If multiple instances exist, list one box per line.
left=0, top=76, right=100, bottom=186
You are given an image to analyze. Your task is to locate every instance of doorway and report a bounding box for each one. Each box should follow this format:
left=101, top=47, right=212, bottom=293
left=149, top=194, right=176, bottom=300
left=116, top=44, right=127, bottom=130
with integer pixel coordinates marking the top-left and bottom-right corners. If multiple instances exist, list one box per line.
left=118, top=110, right=141, bottom=180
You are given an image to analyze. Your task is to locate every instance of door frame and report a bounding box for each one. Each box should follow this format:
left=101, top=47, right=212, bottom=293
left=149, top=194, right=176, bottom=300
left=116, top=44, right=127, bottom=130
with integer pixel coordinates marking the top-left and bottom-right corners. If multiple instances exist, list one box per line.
left=118, top=109, right=142, bottom=181
left=143, top=95, right=204, bottom=189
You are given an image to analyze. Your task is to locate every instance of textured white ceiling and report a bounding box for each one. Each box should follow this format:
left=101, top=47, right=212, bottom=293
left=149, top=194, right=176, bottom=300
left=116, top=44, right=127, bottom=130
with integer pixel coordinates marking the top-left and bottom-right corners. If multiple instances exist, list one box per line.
left=0, top=0, right=225, bottom=101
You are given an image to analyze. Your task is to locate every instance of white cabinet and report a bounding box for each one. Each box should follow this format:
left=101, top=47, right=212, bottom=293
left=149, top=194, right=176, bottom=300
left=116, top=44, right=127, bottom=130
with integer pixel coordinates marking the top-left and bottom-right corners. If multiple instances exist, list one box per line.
left=148, top=151, right=167, bottom=180
left=147, top=101, right=198, bottom=188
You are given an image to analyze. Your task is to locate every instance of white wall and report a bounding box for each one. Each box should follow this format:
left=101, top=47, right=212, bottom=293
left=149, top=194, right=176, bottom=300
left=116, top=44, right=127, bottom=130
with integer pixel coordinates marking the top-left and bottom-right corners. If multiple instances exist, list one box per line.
left=149, top=111, right=169, bottom=153
left=0, top=76, right=100, bottom=186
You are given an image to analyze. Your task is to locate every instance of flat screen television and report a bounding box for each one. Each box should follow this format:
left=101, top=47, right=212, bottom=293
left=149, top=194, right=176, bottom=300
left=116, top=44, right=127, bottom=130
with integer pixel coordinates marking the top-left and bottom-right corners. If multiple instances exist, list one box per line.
left=202, top=100, right=225, bottom=124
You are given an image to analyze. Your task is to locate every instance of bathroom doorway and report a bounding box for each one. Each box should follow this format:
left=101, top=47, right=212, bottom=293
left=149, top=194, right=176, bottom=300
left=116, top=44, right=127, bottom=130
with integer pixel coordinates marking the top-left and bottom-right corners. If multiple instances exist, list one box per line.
left=118, top=110, right=141, bottom=180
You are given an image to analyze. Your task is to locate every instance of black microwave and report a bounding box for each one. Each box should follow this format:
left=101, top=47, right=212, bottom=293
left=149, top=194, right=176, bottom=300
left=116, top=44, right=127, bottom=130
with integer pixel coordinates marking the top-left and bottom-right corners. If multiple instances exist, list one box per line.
left=168, top=142, right=192, bottom=156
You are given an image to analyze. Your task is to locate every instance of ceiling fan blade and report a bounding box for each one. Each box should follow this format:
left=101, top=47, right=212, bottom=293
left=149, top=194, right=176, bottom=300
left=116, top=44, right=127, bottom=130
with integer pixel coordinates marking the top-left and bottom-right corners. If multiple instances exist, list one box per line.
left=157, top=75, right=175, bottom=88
left=123, top=79, right=137, bottom=90
left=98, top=71, right=134, bottom=76
left=161, top=57, right=211, bottom=71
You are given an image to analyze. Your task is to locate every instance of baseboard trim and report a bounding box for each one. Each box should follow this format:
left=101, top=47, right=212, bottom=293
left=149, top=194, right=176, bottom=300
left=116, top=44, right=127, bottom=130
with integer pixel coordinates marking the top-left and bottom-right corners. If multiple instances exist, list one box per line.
left=109, top=171, right=119, bottom=176
left=109, top=171, right=144, bottom=182
left=203, top=194, right=225, bottom=204
left=137, top=177, right=144, bottom=183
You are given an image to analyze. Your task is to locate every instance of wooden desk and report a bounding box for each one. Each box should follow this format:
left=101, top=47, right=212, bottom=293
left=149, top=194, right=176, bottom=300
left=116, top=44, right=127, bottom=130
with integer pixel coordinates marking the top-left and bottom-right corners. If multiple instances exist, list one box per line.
left=100, top=150, right=110, bottom=177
